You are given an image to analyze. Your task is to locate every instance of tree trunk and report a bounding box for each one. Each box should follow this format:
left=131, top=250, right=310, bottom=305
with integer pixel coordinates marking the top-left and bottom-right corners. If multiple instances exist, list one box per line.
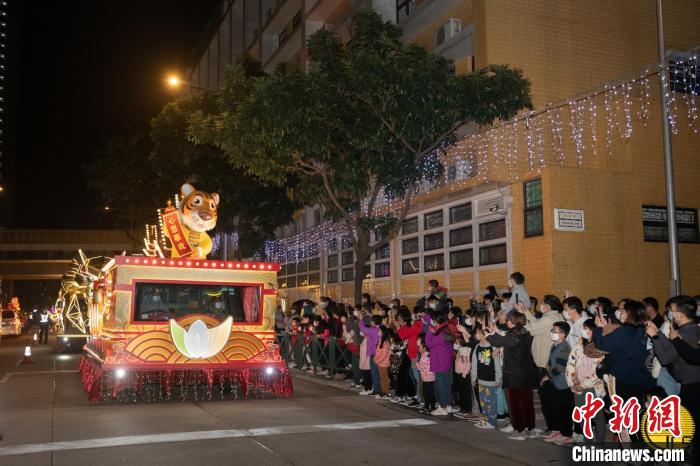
left=353, top=259, right=365, bottom=306
left=352, top=229, right=372, bottom=305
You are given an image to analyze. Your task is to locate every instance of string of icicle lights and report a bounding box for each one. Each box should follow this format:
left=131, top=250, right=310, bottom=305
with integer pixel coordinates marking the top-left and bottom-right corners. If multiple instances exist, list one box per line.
left=262, top=53, right=698, bottom=264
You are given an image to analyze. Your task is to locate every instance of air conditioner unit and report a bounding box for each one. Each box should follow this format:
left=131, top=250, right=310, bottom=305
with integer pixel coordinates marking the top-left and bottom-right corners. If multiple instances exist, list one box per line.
left=435, top=18, right=462, bottom=47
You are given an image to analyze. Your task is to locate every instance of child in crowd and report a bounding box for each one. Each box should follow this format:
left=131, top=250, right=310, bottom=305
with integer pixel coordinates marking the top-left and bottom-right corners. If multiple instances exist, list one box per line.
left=424, top=312, right=455, bottom=415
left=289, top=317, right=302, bottom=369
left=565, top=318, right=606, bottom=443
left=453, top=331, right=473, bottom=419
left=375, top=326, right=392, bottom=399
left=471, top=325, right=501, bottom=429
left=358, top=314, right=382, bottom=395
left=541, top=321, right=573, bottom=445
left=418, top=336, right=436, bottom=413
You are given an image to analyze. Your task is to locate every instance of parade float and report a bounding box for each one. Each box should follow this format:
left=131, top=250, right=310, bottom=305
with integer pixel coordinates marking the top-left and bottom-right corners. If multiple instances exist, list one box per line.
left=54, top=250, right=112, bottom=352
left=78, top=183, right=292, bottom=402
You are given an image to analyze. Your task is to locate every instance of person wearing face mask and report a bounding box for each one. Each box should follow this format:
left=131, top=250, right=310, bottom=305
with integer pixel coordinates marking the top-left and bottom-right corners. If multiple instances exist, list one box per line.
left=642, top=296, right=664, bottom=329
left=562, top=297, right=585, bottom=349
left=539, top=322, right=573, bottom=445
left=486, top=313, right=536, bottom=440
left=648, top=298, right=681, bottom=397
left=565, top=319, right=606, bottom=444
left=593, top=300, right=654, bottom=443
left=505, top=272, right=529, bottom=313
left=514, top=295, right=564, bottom=434
left=646, top=295, right=700, bottom=458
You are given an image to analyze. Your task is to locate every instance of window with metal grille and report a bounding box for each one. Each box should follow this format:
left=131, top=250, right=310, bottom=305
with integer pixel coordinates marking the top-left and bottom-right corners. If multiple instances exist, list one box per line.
left=327, top=270, right=338, bottom=283
left=449, top=203, right=472, bottom=224
left=375, top=244, right=391, bottom=260
left=479, top=219, right=506, bottom=241
left=375, top=262, right=390, bottom=278
left=341, top=268, right=354, bottom=282
left=669, top=59, right=700, bottom=95
left=327, top=254, right=338, bottom=268
left=341, top=251, right=354, bottom=266
left=402, top=237, right=419, bottom=255
left=449, top=226, right=473, bottom=246
left=524, top=178, right=543, bottom=237
left=450, top=249, right=473, bottom=269
left=402, top=257, right=420, bottom=275
left=423, top=232, right=444, bottom=251
left=642, top=206, right=699, bottom=243
left=402, top=217, right=418, bottom=235
left=479, top=244, right=507, bottom=265
left=308, top=257, right=320, bottom=271
left=424, top=210, right=443, bottom=230
left=424, top=253, right=444, bottom=272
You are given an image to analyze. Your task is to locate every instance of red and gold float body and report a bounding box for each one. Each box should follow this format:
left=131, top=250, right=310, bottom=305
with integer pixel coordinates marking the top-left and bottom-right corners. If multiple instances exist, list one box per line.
left=80, top=255, right=292, bottom=401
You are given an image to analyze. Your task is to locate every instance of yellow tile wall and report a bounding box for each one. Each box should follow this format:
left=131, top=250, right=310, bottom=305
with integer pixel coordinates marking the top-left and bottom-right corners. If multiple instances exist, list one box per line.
left=478, top=268, right=509, bottom=292
left=449, top=271, right=474, bottom=293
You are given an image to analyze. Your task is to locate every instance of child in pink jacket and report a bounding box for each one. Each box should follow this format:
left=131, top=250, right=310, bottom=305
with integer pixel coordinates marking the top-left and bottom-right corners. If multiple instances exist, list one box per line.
left=418, top=336, right=436, bottom=412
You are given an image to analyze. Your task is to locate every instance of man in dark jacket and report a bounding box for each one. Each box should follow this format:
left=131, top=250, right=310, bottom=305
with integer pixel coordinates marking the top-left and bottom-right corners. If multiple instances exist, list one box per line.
left=647, top=295, right=700, bottom=456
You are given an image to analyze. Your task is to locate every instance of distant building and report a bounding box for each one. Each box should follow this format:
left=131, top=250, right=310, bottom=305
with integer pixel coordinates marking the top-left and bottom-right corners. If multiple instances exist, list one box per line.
left=189, top=0, right=700, bottom=306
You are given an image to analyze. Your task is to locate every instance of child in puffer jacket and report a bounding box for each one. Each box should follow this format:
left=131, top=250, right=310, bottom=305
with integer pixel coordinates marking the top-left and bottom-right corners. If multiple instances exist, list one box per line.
left=453, top=332, right=473, bottom=419
left=417, top=335, right=436, bottom=413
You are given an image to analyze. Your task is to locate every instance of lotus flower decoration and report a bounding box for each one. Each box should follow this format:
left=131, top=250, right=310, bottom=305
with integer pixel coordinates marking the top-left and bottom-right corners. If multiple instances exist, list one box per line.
left=169, top=316, right=232, bottom=359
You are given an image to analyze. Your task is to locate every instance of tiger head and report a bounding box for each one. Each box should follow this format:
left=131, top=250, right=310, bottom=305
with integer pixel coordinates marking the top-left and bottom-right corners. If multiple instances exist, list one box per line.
left=178, top=183, right=219, bottom=233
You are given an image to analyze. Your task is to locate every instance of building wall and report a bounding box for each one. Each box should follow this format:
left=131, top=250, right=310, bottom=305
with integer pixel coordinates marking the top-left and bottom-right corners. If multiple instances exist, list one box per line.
left=480, top=0, right=700, bottom=301
left=186, top=0, right=700, bottom=305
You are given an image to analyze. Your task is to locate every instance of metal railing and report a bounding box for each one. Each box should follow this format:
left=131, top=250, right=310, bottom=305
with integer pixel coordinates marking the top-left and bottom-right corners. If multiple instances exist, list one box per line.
left=276, top=332, right=359, bottom=379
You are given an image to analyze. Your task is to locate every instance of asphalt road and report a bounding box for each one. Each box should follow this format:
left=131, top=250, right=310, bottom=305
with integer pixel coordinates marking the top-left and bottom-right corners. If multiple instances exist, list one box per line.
left=0, top=332, right=571, bottom=466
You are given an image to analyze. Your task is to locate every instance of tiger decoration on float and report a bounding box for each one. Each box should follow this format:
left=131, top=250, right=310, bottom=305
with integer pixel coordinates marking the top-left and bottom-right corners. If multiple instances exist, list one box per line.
left=161, top=183, right=219, bottom=259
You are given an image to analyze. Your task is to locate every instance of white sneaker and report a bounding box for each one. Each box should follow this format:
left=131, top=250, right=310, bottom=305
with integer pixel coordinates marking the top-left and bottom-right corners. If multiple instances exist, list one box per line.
left=431, top=407, right=449, bottom=416
left=475, top=420, right=495, bottom=429
left=527, top=428, right=540, bottom=439
left=359, top=389, right=373, bottom=395
left=571, top=433, right=585, bottom=442
left=446, top=406, right=459, bottom=414
left=499, top=424, right=514, bottom=433
left=507, top=433, right=527, bottom=441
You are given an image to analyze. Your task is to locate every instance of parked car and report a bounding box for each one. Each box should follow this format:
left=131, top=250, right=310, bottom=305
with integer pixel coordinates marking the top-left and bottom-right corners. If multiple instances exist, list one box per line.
left=1, top=310, right=22, bottom=336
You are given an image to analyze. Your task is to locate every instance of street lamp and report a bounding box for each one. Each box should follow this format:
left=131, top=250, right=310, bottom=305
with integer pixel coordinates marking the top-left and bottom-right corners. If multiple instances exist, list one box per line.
left=164, top=73, right=212, bottom=92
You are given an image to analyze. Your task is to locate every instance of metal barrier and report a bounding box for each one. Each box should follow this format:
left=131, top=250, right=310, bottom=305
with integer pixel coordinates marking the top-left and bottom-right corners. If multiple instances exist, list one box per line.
left=276, top=332, right=359, bottom=380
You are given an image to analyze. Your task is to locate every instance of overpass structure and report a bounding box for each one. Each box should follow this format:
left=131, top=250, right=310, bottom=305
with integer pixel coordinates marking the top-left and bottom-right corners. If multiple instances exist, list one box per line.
left=0, top=230, right=135, bottom=281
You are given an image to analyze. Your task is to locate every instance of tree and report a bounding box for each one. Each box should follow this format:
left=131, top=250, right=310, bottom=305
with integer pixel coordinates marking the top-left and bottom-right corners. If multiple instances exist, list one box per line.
left=150, top=91, right=296, bottom=257
left=87, top=77, right=296, bottom=257
left=190, top=9, right=532, bottom=302
left=85, top=135, right=160, bottom=241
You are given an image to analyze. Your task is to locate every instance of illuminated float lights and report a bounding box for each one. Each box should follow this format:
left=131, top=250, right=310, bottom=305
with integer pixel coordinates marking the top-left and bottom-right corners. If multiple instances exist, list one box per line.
left=114, top=255, right=281, bottom=271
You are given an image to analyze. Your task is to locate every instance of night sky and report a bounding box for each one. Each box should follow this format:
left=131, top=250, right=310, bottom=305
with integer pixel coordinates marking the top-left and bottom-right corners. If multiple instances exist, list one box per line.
left=11, top=0, right=219, bottom=229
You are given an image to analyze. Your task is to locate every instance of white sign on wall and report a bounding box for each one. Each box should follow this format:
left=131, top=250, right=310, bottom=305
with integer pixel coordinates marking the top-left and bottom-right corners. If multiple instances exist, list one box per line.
left=554, top=209, right=585, bottom=232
